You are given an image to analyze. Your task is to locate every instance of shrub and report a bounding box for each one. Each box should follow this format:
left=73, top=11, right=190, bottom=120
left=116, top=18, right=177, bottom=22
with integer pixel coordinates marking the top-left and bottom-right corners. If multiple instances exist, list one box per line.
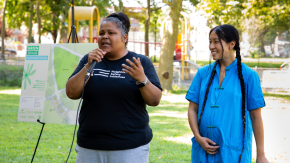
left=249, top=50, right=260, bottom=59
left=0, top=65, right=23, bottom=87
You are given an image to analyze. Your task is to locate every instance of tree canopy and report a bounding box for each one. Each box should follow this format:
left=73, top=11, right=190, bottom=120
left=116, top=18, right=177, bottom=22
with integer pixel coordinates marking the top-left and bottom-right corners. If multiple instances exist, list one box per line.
left=1, top=0, right=112, bottom=43
left=197, top=0, right=290, bottom=52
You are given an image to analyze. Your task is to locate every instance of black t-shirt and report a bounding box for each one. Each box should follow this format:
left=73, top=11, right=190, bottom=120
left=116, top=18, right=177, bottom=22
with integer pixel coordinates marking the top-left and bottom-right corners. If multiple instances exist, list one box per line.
left=70, top=51, right=162, bottom=150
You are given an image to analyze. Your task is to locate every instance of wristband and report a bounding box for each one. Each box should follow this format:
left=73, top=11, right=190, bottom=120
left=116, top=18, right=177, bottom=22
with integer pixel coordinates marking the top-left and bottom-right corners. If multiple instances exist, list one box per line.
left=84, top=64, right=89, bottom=73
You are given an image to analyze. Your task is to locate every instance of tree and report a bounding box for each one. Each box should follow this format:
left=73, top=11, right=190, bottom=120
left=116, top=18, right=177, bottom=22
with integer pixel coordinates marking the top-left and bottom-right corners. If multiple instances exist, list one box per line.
left=197, top=0, right=290, bottom=53
left=4, top=0, right=110, bottom=44
left=74, top=0, right=110, bottom=17
left=145, top=0, right=150, bottom=57
left=245, top=0, right=290, bottom=53
left=28, top=0, right=33, bottom=43
left=197, top=0, right=246, bottom=33
left=158, top=0, right=183, bottom=91
left=113, top=0, right=124, bottom=12
left=71, top=0, right=111, bottom=41
left=124, top=0, right=163, bottom=57
left=1, top=0, right=7, bottom=61
left=36, top=0, right=41, bottom=43
left=41, top=0, right=70, bottom=43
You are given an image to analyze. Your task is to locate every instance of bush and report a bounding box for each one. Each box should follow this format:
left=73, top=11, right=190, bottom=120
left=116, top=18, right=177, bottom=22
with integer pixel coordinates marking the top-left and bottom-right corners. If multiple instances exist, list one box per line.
left=149, top=56, right=160, bottom=63
left=250, top=51, right=259, bottom=58
left=0, top=65, right=23, bottom=87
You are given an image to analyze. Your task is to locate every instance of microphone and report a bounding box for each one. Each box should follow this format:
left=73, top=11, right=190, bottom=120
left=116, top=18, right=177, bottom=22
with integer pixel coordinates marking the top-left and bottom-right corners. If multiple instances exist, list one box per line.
left=85, top=60, right=97, bottom=81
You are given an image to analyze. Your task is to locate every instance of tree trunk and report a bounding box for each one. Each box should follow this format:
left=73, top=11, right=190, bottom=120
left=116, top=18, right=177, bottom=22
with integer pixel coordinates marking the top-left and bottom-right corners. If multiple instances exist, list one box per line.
left=157, top=0, right=183, bottom=91
left=259, top=29, right=268, bottom=55
left=52, top=13, right=58, bottom=43
left=52, top=30, right=58, bottom=43
left=144, top=0, right=150, bottom=57
left=119, top=0, right=124, bottom=12
left=1, top=0, right=7, bottom=61
left=36, top=0, right=41, bottom=43
left=56, top=13, right=65, bottom=43
left=28, top=0, right=33, bottom=43
left=90, top=0, right=95, bottom=5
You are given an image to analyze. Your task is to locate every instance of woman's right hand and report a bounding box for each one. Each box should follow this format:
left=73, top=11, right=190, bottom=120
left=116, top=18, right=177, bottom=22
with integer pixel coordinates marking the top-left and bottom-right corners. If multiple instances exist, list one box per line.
left=196, top=136, right=220, bottom=155
left=88, top=48, right=106, bottom=66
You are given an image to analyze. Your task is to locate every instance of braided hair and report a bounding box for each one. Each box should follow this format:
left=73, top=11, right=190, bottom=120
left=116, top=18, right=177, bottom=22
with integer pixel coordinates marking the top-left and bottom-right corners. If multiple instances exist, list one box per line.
left=199, top=25, right=246, bottom=162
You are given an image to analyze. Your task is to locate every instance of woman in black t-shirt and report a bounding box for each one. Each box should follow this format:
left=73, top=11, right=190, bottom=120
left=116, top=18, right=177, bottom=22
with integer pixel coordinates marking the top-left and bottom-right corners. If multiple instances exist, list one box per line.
left=66, top=12, right=162, bottom=163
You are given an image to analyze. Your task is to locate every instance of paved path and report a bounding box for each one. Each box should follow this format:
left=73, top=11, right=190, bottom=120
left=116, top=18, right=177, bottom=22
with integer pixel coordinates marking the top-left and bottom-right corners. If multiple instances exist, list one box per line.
left=0, top=89, right=21, bottom=94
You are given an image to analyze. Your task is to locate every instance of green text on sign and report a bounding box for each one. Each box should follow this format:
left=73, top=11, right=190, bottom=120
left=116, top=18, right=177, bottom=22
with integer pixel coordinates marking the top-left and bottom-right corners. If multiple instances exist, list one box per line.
left=27, top=51, right=39, bottom=55
left=27, top=46, right=39, bottom=51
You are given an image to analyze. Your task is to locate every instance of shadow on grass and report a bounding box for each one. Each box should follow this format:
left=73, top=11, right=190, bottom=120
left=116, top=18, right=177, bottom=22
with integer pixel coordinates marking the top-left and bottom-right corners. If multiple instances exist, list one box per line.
left=147, top=104, right=191, bottom=163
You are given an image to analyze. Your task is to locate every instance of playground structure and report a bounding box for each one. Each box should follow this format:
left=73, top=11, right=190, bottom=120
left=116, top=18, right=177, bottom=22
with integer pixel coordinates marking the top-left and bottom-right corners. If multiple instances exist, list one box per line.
left=161, top=12, right=191, bottom=80
left=68, top=6, right=100, bottom=43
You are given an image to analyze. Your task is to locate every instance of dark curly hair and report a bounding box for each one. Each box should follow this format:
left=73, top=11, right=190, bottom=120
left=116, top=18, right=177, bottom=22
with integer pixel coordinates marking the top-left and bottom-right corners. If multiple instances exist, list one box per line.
left=101, top=12, right=131, bottom=46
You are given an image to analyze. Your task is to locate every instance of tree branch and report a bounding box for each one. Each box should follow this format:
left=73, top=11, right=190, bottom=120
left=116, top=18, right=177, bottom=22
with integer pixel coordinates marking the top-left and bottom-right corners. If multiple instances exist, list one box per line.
left=150, top=6, right=163, bottom=12
left=42, top=28, right=52, bottom=33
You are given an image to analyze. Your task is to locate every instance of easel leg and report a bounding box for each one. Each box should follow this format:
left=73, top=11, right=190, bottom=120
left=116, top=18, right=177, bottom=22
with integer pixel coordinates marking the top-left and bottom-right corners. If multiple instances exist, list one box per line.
left=31, top=119, right=45, bottom=163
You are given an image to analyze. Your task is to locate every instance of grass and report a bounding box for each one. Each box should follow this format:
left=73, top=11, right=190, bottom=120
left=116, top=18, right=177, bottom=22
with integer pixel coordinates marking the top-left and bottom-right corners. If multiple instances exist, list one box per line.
left=243, top=62, right=283, bottom=68
left=0, top=86, right=20, bottom=91
left=170, top=86, right=188, bottom=95
left=0, top=94, right=79, bottom=163
left=147, top=101, right=192, bottom=162
left=1, top=87, right=289, bottom=162
left=0, top=87, right=192, bottom=163
left=263, top=93, right=290, bottom=101
left=195, top=60, right=283, bottom=68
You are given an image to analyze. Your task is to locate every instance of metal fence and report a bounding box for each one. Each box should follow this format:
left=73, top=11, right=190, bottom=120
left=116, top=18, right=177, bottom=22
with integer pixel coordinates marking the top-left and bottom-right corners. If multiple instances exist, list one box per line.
left=127, top=41, right=162, bottom=59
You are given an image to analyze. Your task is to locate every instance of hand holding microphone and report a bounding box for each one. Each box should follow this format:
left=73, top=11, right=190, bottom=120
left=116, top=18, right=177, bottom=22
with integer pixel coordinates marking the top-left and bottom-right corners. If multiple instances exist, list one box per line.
left=85, top=49, right=106, bottom=81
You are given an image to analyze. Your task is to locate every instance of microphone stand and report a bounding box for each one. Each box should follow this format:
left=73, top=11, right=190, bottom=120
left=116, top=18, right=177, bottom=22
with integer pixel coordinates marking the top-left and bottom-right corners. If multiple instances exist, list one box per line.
left=67, top=25, right=79, bottom=43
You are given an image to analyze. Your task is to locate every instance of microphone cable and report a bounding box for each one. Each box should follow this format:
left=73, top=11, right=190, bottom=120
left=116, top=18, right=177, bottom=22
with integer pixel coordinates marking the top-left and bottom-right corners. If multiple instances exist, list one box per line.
left=66, top=79, right=86, bottom=163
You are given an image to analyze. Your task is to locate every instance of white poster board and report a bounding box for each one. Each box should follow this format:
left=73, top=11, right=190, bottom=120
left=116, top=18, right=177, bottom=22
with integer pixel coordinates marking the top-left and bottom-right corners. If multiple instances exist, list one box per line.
left=18, top=43, right=97, bottom=124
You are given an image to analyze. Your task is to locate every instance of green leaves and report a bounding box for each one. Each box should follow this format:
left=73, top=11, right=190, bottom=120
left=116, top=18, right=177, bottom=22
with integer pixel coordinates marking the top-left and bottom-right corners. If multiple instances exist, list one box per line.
left=197, top=0, right=290, bottom=52
left=22, top=63, right=36, bottom=90
left=197, top=0, right=246, bottom=29
left=4, top=0, right=111, bottom=43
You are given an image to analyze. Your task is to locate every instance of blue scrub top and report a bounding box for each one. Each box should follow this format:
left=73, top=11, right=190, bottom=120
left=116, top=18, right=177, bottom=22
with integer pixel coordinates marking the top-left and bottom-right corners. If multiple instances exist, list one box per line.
left=186, top=59, right=265, bottom=163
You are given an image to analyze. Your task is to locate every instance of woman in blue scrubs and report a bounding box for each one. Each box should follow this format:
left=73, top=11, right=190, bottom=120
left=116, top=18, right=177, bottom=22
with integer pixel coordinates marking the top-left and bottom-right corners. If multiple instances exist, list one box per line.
left=186, top=25, right=269, bottom=163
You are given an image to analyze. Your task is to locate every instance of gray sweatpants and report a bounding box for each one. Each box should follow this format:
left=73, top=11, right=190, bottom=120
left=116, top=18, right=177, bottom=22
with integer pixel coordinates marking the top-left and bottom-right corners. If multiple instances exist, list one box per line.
left=75, top=143, right=150, bottom=163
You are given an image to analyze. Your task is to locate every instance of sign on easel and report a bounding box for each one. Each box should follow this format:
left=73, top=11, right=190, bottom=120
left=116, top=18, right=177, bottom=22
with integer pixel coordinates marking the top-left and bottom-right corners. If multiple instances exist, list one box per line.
left=18, top=43, right=97, bottom=125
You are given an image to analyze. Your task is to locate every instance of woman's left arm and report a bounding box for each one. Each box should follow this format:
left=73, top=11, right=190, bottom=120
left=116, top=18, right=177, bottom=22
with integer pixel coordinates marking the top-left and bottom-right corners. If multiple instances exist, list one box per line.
left=250, top=108, right=269, bottom=163
left=138, top=79, right=162, bottom=106
left=122, top=57, right=162, bottom=106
